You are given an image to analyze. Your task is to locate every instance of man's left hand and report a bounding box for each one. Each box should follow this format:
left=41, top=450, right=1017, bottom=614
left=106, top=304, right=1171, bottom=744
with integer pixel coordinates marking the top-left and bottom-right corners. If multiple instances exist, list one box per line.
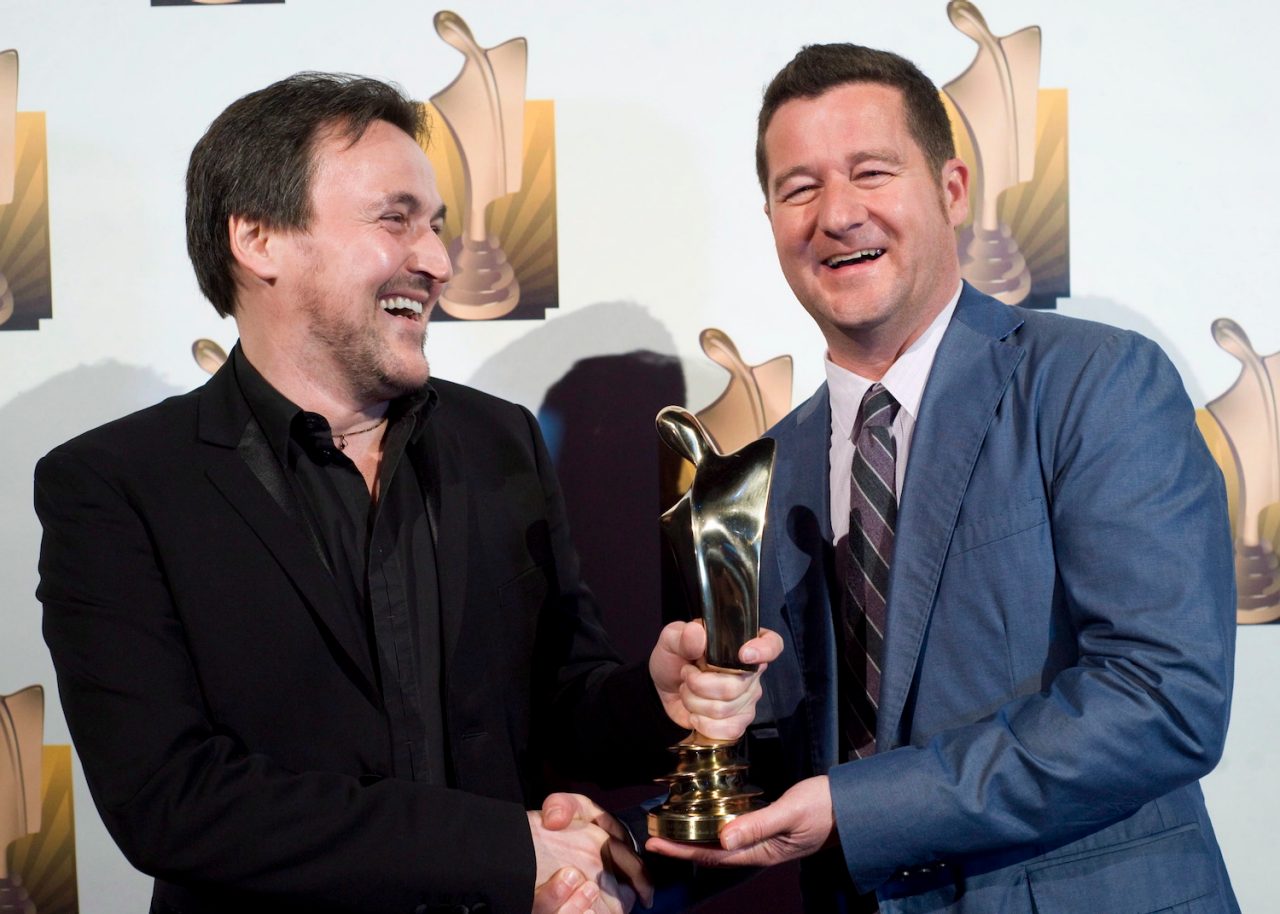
left=649, top=620, right=784, bottom=741
left=644, top=775, right=835, bottom=867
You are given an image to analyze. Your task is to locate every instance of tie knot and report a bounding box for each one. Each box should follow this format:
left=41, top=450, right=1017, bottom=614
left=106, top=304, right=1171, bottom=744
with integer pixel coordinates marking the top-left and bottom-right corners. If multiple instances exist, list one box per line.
left=860, top=383, right=898, bottom=429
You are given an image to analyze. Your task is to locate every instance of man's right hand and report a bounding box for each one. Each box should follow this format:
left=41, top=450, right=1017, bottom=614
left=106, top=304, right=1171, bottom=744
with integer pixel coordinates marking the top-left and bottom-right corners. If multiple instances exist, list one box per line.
left=527, top=803, right=647, bottom=914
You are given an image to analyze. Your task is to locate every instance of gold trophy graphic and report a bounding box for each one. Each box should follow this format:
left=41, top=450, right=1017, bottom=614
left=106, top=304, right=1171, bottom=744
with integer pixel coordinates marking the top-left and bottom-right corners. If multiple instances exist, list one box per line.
left=942, top=0, right=1040, bottom=305
left=191, top=338, right=229, bottom=375
left=1205, top=318, right=1280, bottom=623
left=1, top=685, right=43, bottom=914
left=0, top=48, right=18, bottom=327
left=694, top=329, right=793, bottom=456
left=430, top=10, right=526, bottom=320
left=648, top=407, right=775, bottom=842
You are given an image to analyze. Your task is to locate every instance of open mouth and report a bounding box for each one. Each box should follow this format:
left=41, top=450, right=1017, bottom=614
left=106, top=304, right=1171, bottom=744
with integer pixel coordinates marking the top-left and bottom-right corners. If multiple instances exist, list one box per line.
left=380, top=295, right=426, bottom=322
left=823, top=248, right=885, bottom=269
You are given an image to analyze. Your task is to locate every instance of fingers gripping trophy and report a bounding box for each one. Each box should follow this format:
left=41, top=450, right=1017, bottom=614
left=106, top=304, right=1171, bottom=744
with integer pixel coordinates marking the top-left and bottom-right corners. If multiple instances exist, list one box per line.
left=648, top=407, right=776, bottom=842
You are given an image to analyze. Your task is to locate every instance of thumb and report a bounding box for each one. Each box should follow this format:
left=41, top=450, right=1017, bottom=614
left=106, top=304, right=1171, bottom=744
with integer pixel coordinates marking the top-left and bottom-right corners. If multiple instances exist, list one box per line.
left=531, top=867, right=586, bottom=914
left=540, top=792, right=579, bottom=831
left=719, top=804, right=788, bottom=852
left=677, top=618, right=708, bottom=662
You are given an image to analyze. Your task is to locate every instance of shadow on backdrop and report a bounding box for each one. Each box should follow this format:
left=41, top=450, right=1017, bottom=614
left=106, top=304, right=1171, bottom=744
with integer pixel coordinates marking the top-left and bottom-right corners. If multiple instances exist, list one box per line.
left=540, top=350, right=685, bottom=666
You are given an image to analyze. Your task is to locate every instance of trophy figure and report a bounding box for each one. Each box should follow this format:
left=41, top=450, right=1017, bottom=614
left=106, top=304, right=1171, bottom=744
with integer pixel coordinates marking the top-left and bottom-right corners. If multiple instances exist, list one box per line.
left=430, top=11, right=526, bottom=320
left=648, top=407, right=775, bottom=843
left=942, top=0, right=1039, bottom=305
left=0, top=49, right=19, bottom=327
left=1, top=685, right=43, bottom=914
left=1207, top=318, right=1280, bottom=624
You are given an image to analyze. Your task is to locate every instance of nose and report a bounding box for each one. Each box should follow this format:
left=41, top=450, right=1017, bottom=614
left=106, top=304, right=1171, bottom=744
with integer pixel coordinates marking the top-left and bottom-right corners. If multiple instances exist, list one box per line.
left=817, top=181, right=868, bottom=239
left=412, top=224, right=453, bottom=284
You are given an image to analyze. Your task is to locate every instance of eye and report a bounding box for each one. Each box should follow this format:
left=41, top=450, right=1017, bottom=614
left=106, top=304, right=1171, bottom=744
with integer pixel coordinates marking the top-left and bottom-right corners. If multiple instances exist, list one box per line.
left=780, top=184, right=818, bottom=205
left=381, top=212, right=408, bottom=227
left=854, top=169, right=893, bottom=187
left=430, top=221, right=445, bottom=236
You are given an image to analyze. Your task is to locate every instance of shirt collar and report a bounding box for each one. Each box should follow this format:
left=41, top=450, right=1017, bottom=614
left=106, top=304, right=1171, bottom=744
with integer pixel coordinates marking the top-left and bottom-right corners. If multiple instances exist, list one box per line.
left=231, top=344, right=437, bottom=462
left=825, top=282, right=961, bottom=438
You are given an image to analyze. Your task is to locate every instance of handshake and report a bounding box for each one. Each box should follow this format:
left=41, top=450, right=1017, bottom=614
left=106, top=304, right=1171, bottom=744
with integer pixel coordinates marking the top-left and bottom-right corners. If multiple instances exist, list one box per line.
left=526, top=619, right=785, bottom=914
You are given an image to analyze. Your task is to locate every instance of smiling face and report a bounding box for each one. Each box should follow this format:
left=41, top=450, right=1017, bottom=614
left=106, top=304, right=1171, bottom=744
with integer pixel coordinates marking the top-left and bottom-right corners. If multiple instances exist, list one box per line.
left=763, top=82, right=968, bottom=374
left=276, top=118, right=452, bottom=402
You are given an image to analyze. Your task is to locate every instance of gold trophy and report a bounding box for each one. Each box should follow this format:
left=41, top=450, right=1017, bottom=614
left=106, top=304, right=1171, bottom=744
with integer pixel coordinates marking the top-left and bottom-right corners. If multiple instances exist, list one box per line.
left=429, top=10, right=526, bottom=320
left=1, top=685, right=43, bottom=914
left=648, top=407, right=775, bottom=842
left=942, top=0, right=1040, bottom=305
left=0, top=49, right=19, bottom=327
left=1206, top=318, right=1280, bottom=623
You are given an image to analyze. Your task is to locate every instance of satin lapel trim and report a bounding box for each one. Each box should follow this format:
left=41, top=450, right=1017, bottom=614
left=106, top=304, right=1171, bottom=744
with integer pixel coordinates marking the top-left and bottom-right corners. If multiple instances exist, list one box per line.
left=417, top=421, right=469, bottom=667
left=769, top=385, right=839, bottom=773
left=196, top=370, right=378, bottom=696
left=877, top=298, right=1024, bottom=748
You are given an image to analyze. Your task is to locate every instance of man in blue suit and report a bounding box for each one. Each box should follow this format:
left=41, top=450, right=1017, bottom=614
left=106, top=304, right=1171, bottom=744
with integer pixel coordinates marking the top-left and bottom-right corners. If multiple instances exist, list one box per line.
left=649, top=43, right=1239, bottom=912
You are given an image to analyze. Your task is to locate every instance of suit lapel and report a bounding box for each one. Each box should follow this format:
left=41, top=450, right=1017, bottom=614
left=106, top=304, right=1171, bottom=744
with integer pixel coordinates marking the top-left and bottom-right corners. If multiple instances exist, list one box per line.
left=414, top=414, right=470, bottom=668
left=197, top=359, right=378, bottom=695
left=768, top=384, right=841, bottom=773
left=877, top=287, right=1025, bottom=749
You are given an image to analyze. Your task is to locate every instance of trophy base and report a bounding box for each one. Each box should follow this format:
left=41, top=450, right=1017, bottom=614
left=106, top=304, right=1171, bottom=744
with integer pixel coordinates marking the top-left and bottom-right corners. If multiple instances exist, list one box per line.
left=1236, top=540, right=1280, bottom=624
left=647, top=737, right=764, bottom=844
left=440, top=235, right=520, bottom=320
left=958, top=223, right=1032, bottom=306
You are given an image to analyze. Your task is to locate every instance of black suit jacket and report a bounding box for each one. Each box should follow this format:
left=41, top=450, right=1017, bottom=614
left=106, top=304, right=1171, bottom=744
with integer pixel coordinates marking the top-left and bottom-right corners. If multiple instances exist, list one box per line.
left=36, top=361, right=679, bottom=914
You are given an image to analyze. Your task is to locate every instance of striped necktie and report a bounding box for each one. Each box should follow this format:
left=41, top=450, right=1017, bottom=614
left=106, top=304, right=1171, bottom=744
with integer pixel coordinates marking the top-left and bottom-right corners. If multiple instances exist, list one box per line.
left=839, top=382, right=899, bottom=760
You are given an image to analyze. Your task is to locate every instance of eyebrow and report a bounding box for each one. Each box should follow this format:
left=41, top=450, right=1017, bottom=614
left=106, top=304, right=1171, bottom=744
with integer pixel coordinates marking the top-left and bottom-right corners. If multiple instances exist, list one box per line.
left=368, top=193, right=447, bottom=224
left=770, top=148, right=906, bottom=196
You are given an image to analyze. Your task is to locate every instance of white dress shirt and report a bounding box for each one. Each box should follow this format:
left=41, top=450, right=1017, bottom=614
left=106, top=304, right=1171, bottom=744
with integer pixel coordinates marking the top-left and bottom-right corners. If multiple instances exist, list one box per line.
left=827, top=285, right=961, bottom=545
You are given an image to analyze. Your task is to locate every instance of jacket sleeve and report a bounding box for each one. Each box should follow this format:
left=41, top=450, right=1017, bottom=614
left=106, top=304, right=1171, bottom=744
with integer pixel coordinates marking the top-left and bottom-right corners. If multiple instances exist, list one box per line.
left=827, top=331, right=1236, bottom=889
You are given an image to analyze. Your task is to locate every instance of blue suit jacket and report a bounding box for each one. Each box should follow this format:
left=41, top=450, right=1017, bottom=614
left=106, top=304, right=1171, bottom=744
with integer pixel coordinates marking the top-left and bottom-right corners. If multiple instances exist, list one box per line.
left=753, top=285, right=1239, bottom=913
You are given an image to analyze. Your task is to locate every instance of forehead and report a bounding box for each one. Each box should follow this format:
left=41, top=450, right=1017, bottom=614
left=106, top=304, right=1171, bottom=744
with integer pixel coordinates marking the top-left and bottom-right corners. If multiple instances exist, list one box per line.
left=309, top=118, right=441, bottom=209
left=764, top=83, right=915, bottom=174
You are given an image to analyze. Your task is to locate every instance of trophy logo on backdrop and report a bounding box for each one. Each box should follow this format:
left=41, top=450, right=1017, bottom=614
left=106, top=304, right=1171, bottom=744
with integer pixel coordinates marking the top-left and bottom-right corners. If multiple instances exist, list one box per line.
left=2, top=686, right=80, bottom=914
left=659, top=330, right=792, bottom=510
left=150, top=1, right=285, bottom=8
left=694, top=329, right=793, bottom=457
left=941, top=1, right=1069, bottom=310
left=423, top=10, right=559, bottom=321
left=1199, top=320, right=1280, bottom=625
left=0, top=50, right=53, bottom=332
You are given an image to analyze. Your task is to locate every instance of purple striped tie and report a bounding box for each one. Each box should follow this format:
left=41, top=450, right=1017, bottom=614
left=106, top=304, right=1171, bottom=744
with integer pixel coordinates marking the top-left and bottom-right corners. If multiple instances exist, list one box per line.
left=840, top=383, right=899, bottom=760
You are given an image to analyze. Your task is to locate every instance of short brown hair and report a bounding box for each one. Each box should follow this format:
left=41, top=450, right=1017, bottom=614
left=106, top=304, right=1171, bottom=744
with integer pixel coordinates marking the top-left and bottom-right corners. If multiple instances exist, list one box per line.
left=756, top=44, right=955, bottom=194
left=186, top=72, right=426, bottom=318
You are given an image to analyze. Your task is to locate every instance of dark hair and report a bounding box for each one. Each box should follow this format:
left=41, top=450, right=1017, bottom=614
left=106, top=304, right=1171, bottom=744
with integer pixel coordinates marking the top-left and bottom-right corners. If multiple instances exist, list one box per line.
left=755, top=44, right=956, bottom=195
left=186, top=72, right=426, bottom=317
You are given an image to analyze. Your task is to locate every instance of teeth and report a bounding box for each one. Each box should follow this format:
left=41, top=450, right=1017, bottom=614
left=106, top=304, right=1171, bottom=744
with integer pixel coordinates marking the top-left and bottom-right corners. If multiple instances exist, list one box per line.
left=826, top=249, right=884, bottom=268
left=380, top=296, right=423, bottom=315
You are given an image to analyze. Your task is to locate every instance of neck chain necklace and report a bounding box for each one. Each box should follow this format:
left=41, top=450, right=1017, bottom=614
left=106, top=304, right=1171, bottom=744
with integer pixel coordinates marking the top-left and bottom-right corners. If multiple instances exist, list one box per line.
left=333, top=416, right=386, bottom=450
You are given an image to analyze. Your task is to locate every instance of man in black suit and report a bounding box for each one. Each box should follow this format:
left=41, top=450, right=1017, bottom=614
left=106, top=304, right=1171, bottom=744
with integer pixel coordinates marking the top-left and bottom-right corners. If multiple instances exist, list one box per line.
left=35, top=73, right=779, bottom=914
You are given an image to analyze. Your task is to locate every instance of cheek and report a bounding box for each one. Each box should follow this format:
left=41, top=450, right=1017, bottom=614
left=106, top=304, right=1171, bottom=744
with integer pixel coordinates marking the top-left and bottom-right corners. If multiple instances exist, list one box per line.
left=771, top=213, right=811, bottom=257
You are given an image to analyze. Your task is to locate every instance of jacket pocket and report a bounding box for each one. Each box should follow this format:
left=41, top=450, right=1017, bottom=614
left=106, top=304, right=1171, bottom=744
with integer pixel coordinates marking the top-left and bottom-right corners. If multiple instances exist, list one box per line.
left=1027, top=823, right=1215, bottom=914
left=948, top=496, right=1047, bottom=557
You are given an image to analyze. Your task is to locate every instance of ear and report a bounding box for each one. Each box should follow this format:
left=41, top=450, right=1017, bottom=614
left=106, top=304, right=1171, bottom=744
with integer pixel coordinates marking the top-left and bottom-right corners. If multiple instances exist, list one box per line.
left=940, top=158, right=970, bottom=228
left=228, top=213, right=282, bottom=283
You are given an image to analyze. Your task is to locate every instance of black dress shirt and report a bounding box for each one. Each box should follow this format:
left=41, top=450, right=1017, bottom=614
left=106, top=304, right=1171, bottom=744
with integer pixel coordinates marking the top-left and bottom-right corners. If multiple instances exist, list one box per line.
left=233, top=347, right=448, bottom=786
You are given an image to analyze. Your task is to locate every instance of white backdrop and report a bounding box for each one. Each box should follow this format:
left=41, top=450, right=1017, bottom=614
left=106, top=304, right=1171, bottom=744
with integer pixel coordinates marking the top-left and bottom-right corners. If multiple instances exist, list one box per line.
left=0, top=0, right=1274, bottom=910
